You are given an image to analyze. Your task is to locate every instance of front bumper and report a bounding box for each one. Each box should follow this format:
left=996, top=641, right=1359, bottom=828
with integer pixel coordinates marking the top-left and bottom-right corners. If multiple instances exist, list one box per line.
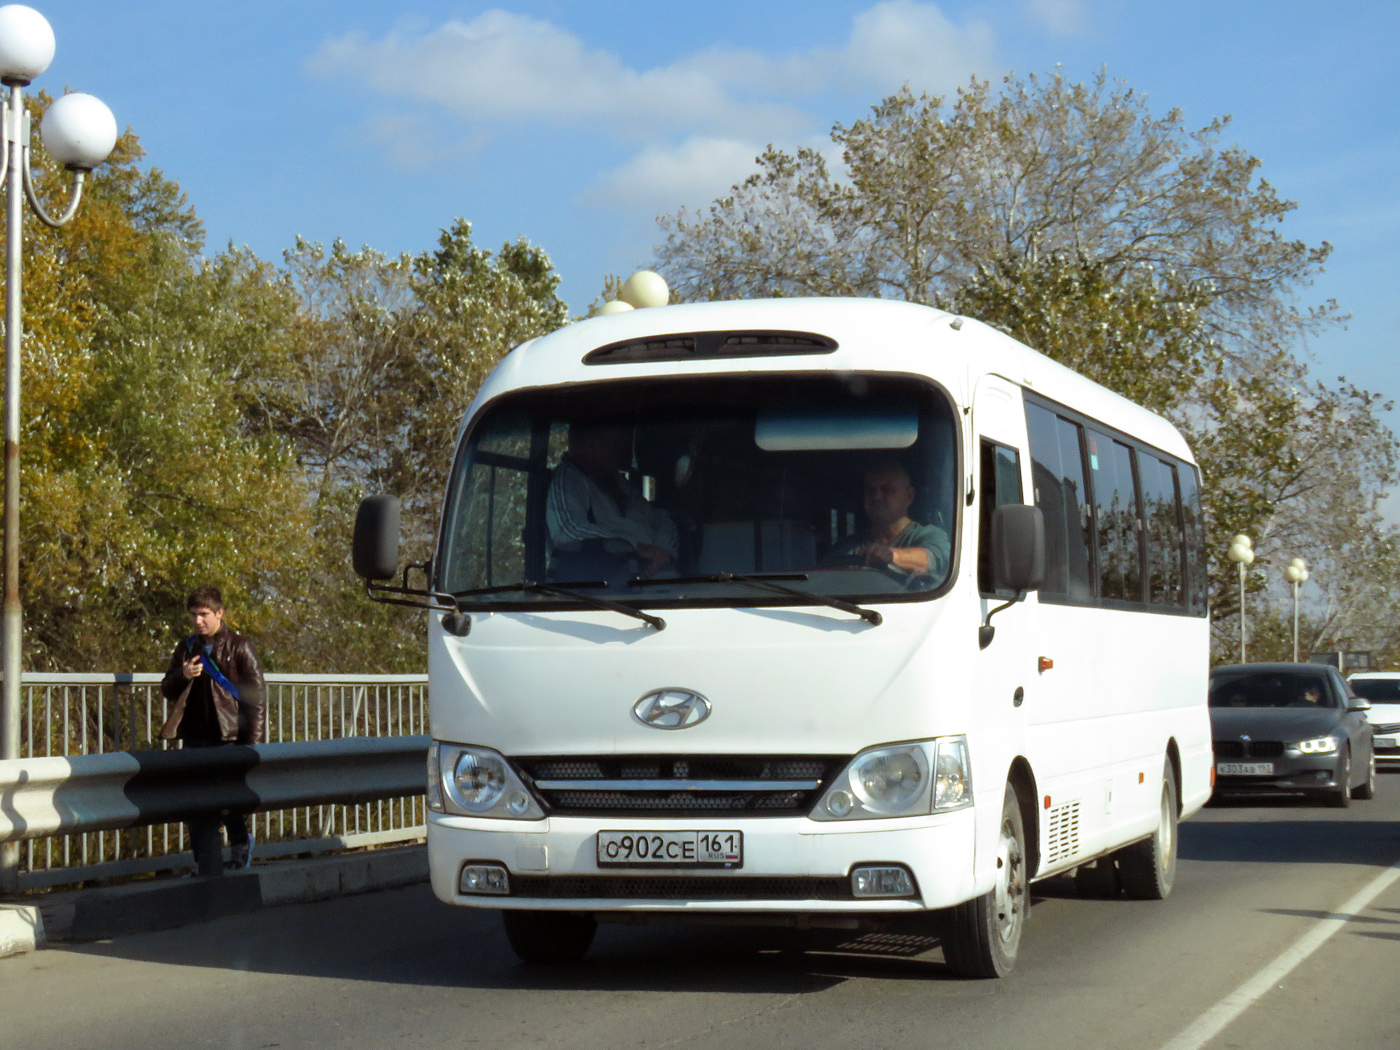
left=1212, top=752, right=1348, bottom=795
left=427, top=808, right=978, bottom=914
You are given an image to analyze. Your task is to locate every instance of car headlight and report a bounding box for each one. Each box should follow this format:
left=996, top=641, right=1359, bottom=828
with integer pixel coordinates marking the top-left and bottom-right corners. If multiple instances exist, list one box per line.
left=429, top=742, right=545, bottom=820
left=811, top=737, right=972, bottom=821
left=1293, top=735, right=1340, bottom=755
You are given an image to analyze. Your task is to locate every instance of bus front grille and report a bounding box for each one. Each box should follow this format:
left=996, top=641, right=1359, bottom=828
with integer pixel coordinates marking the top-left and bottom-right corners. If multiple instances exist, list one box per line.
left=512, top=754, right=847, bottom=817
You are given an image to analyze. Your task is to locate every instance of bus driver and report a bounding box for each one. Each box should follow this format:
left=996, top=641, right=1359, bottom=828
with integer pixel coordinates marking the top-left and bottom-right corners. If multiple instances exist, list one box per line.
left=546, top=421, right=679, bottom=582
left=828, top=460, right=950, bottom=579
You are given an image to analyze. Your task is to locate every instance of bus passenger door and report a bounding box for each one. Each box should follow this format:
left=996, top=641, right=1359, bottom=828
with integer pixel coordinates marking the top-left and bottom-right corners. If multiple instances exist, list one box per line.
left=970, top=376, right=1037, bottom=833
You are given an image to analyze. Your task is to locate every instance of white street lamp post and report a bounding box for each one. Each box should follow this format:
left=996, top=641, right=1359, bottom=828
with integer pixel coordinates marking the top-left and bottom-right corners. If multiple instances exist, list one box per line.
left=1226, top=534, right=1254, bottom=663
left=0, top=4, right=115, bottom=893
left=1283, top=557, right=1310, bottom=663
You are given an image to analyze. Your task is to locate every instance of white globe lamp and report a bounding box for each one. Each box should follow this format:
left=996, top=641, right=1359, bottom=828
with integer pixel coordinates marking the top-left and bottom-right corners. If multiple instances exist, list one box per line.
left=41, top=92, right=117, bottom=170
left=619, top=270, right=669, bottom=309
left=0, top=5, right=53, bottom=85
left=596, top=300, right=634, bottom=315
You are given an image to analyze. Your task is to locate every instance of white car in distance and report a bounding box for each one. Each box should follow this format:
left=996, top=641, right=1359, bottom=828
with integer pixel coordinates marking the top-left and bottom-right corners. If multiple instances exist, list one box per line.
left=1347, top=672, right=1400, bottom=765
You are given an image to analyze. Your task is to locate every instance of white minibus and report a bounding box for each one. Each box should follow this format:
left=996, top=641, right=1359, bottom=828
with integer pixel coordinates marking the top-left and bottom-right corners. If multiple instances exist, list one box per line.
left=353, top=296, right=1212, bottom=978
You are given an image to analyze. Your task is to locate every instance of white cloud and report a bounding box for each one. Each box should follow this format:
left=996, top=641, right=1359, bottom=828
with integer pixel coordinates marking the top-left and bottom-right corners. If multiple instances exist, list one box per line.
left=309, top=10, right=809, bottom=142
left=843, top=0, right=996, bottom=93
left=579, top=137, right=764, bottom=214
left=1027, top=0, right=1087, bottom=35
left=309, top=3, right=998, bottom=224
left=310, top=3, right=995, bottom=141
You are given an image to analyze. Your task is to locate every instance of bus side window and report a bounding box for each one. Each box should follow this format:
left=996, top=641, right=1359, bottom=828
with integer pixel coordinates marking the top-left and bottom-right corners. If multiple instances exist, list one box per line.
left=1025, top=402, right=1094, bottom=602
left=1140, top=453, right=1185, bottom=607
left=977, top=440, right=1024, bottom=595
left=1179, top=465, right=1208, bottom=615
left=1088, top=430, right=1143, bottom=604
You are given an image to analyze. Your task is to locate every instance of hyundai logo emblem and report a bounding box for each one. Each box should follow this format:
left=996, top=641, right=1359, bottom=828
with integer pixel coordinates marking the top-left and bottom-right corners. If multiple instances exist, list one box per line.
left=633, top=688, right=711, bottom=730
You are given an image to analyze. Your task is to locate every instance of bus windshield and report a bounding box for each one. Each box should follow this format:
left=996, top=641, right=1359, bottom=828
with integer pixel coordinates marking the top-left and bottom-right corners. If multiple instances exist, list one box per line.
left=437, top=373, right=959, bottom=608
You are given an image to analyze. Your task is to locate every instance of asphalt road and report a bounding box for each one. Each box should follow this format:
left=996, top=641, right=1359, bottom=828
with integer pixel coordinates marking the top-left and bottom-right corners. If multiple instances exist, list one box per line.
left=5, top=774, right=1400, bottom=1050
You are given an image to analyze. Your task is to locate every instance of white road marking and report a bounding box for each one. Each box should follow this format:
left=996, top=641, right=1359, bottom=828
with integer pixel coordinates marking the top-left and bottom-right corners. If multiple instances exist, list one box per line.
left=1158, top=859, right=1400, bottom=1050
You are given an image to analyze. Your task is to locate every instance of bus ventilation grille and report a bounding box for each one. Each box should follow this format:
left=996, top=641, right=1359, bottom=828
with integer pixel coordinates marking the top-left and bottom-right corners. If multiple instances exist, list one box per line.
left=583, top=330, right=838, bottom=365
left=1045, top=801, right=1081, bottom=865
left=510, top=875, right=855, bottom=901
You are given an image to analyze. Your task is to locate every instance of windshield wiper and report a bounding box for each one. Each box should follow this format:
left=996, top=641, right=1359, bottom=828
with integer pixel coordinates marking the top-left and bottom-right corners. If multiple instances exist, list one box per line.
left=453, top=581, right=665, bottom=631
left=629, top=572, right=882, bottom=627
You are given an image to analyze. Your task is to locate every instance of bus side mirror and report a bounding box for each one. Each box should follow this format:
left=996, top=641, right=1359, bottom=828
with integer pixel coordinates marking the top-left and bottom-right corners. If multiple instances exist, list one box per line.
left=353, top=495, right=401, bottom=581
left=991, top=504, right=1045, bottom=593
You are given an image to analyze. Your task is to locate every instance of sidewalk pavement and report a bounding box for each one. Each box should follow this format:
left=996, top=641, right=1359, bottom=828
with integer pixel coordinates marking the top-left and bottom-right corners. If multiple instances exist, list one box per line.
left=0, top=843, right=427, bottom=958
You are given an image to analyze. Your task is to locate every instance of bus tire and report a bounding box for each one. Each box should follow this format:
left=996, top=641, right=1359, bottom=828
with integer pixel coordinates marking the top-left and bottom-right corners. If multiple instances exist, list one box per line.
left=1116, top=765, right=1178, bottom=900
left=940, top=782, right=1027, bottom=978
left=501, top=909, right=597, bottom=964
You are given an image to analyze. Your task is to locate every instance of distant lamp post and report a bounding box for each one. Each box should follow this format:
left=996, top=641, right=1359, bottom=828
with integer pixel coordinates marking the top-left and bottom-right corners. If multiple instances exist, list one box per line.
left=1283, top=557, right=1310, bottom=663
left=0, top=4, right=116, bottom=893
left=1226, top=534, right=1254, bottom=663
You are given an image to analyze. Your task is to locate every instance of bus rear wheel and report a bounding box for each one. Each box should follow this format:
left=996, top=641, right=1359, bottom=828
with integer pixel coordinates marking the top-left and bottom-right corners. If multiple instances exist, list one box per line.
left=940, top=782, right=1027, bottom=978
left=1116, top=765, right=1178, bottom=900
left=502, top=909, right=597, bottom=964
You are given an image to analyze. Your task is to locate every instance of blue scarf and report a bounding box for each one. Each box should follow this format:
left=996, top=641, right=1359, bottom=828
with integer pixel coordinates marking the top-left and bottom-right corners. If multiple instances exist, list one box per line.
left=186, top=635, right=241, bottom=701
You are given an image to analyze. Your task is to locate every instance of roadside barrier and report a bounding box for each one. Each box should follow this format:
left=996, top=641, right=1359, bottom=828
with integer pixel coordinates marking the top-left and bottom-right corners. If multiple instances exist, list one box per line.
left=8, top=673, right=428, bottom=888
left=1, top=735, right=429, bottom=888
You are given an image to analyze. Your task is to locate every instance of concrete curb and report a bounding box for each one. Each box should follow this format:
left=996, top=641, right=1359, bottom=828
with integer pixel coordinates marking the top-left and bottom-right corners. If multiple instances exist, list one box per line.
left=2, top=844, right=427, bottom=954
left=0, top=902, right=45, bottom=958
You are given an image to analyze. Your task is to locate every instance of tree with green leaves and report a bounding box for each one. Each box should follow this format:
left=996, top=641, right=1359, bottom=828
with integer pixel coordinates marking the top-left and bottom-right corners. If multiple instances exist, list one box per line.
left=267, top=221, right=570, bottom=672
left=20, top=108, right=311, bottom=671
left=654, top=71, right=1399, bottom=652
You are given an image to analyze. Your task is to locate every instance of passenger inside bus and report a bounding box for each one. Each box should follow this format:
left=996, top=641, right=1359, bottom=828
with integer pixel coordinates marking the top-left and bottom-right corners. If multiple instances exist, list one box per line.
left=546, top=421, right=679, bottom=581
left=823, top=461, right=950, bottom=579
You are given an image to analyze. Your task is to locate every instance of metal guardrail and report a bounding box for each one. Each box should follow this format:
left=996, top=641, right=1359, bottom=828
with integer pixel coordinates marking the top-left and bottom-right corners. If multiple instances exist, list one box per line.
left=10, top=674, right=429, bottom=888
left=0, top=735, right=429, bottom=842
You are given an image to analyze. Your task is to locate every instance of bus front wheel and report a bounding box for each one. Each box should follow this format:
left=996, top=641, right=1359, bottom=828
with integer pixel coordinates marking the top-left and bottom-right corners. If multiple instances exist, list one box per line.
left=502, top=909, right=597, bottom=964
left=939, top=782, right=1027, bottom=978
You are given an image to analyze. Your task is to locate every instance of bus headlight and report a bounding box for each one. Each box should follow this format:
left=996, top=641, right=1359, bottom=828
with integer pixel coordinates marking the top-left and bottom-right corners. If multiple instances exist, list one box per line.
left=431, top=743, right=545, bottom=820
left=852, top=746, right=926, bottom=814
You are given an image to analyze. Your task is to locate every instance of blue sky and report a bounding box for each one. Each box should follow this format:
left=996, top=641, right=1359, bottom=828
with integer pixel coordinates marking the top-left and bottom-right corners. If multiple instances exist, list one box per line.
left=32, top=0, right=1400, bottom=409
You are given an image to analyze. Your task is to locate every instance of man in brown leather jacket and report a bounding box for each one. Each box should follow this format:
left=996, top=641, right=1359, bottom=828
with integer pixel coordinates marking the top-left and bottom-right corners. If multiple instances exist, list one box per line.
left=160, top=585, right=266, bottom=875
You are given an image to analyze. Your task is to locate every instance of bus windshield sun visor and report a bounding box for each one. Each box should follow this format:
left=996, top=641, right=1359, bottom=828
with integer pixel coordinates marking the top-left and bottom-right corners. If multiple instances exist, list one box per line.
left=629, top=573, right=882, bottom=626
left=452, top=581, right=666, bottom=631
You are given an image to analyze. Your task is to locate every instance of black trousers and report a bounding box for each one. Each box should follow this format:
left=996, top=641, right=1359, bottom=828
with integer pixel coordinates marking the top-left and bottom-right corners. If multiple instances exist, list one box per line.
left=183, top=738, right=251, bottom=877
